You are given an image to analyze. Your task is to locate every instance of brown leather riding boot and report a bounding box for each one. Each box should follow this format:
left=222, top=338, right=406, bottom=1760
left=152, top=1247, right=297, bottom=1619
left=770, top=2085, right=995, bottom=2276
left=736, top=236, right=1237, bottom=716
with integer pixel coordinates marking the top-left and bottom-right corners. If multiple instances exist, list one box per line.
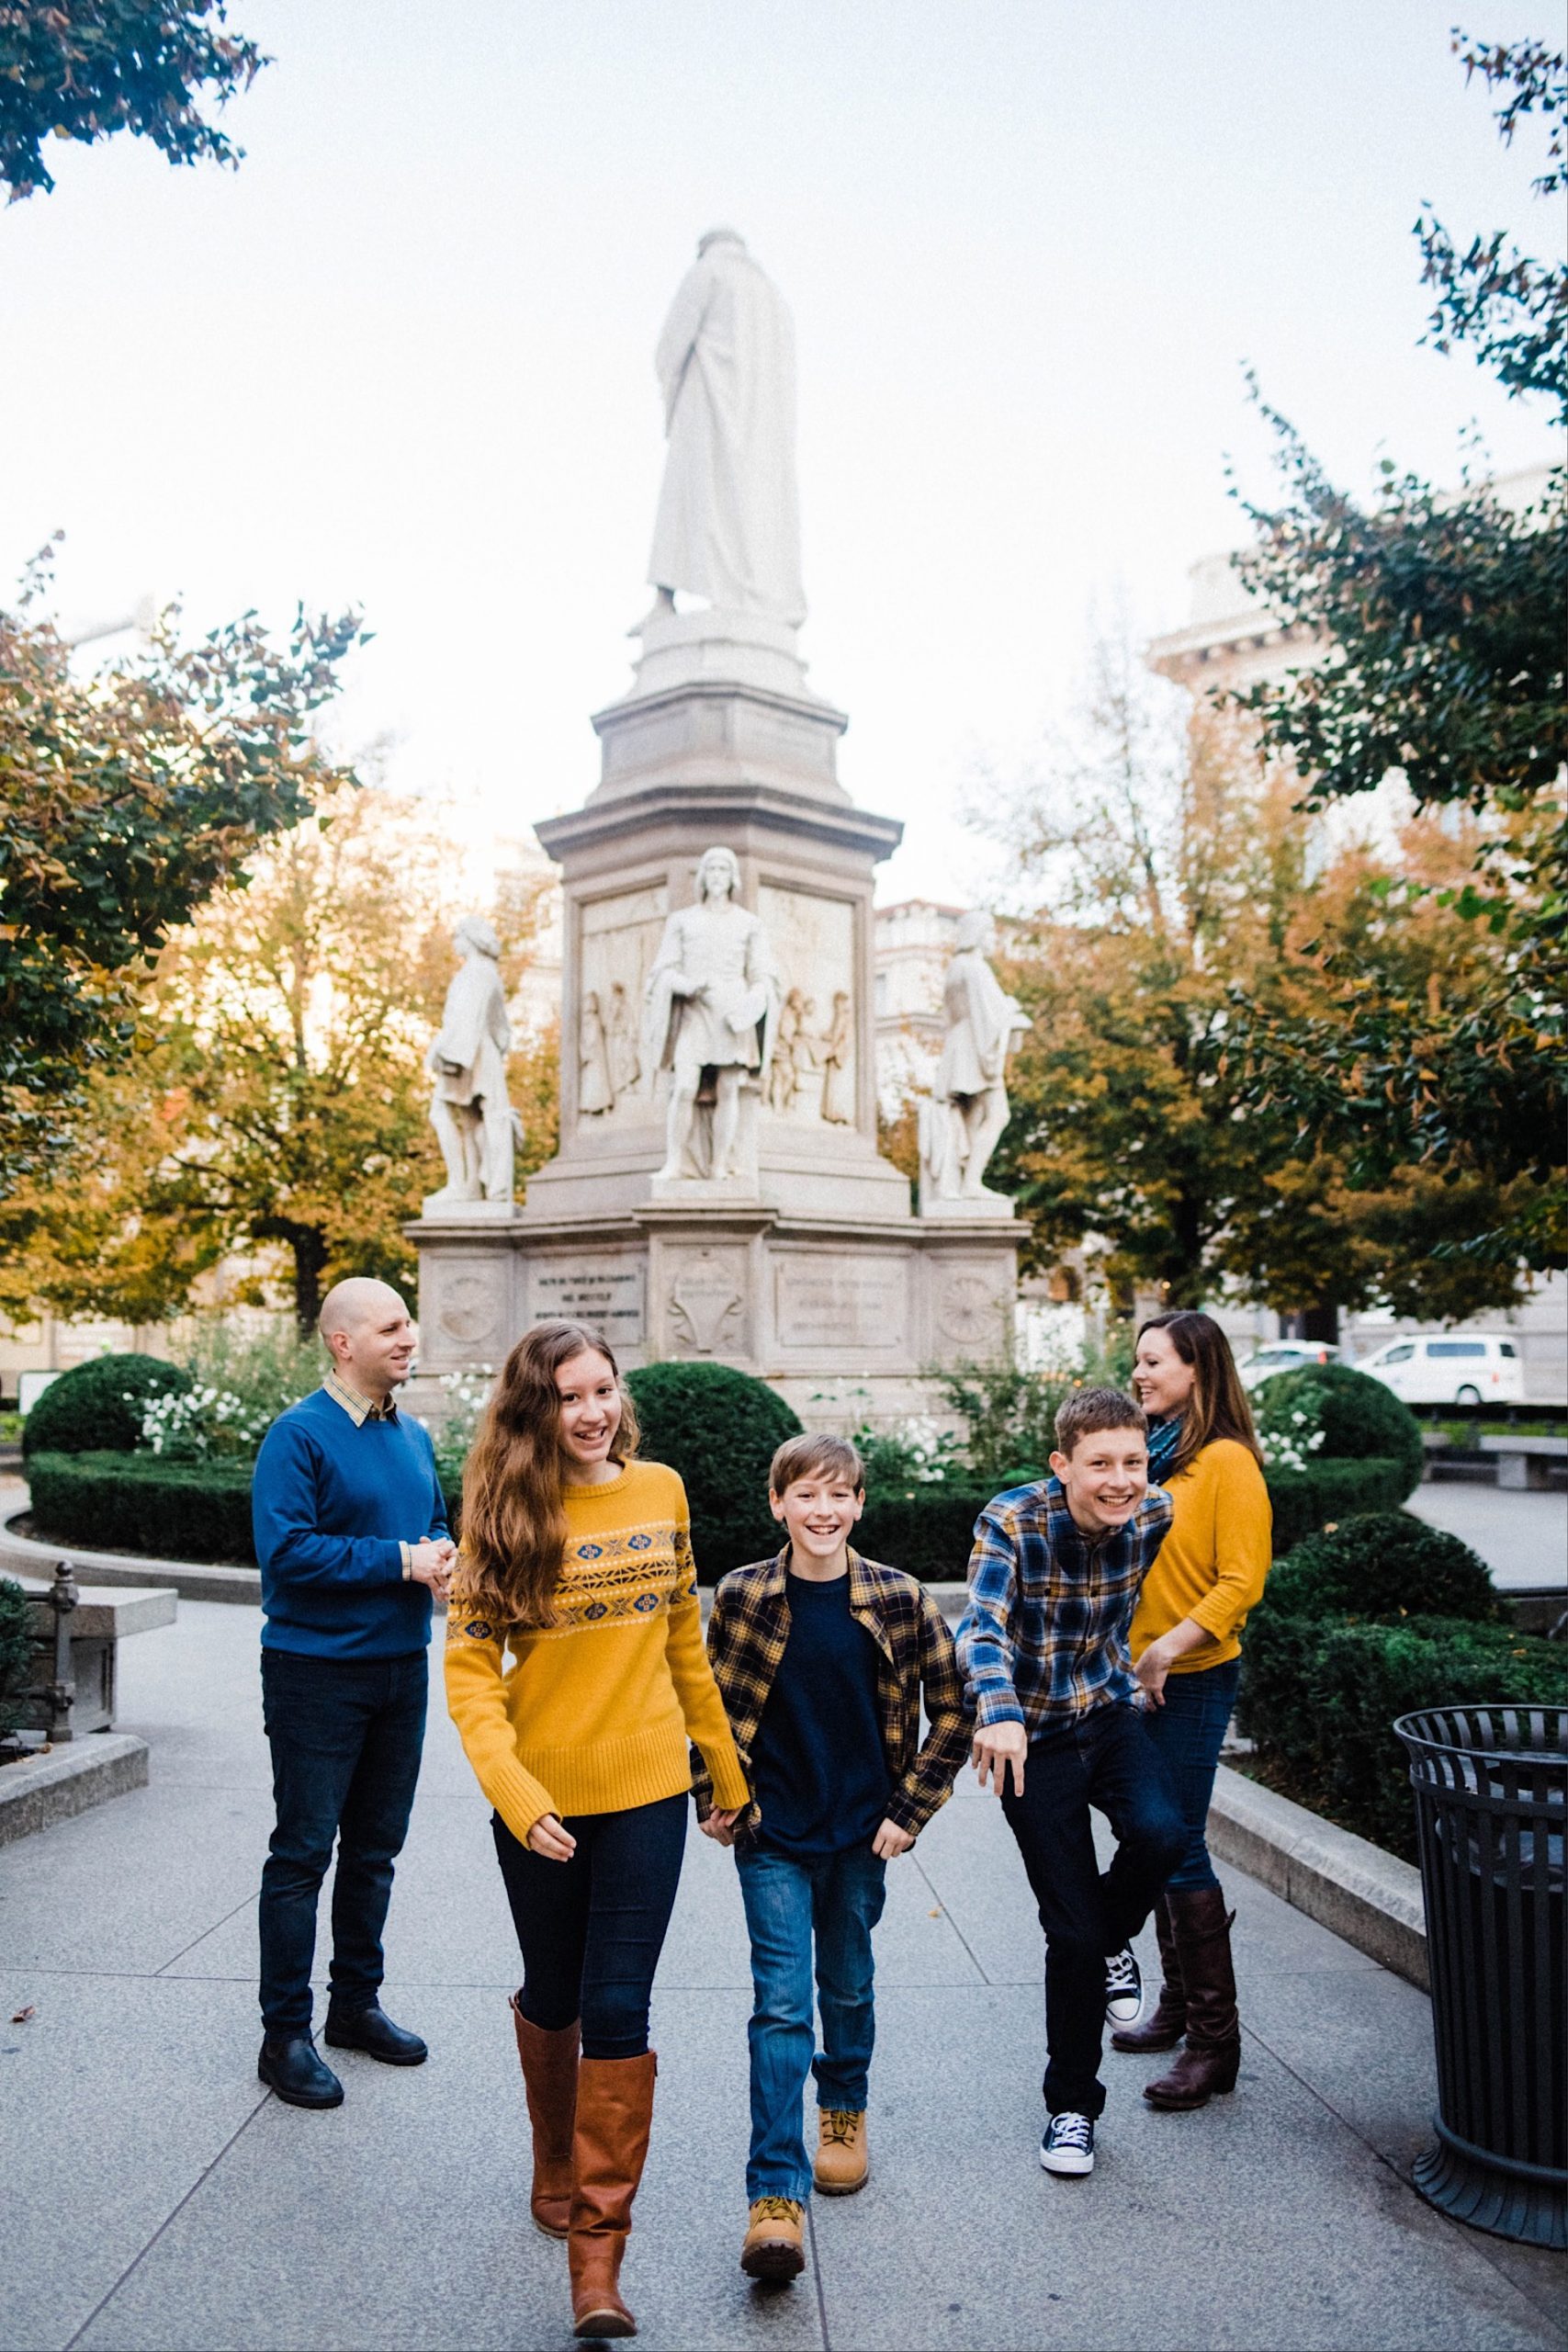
left=510, top=1997, right=580, bottom=2240
left=1144, top=1885, right=1241, bottom=2109
left=568, top=2051, right=658, bottom=2340
left=1111, top=1896, right=1186, bottom=2053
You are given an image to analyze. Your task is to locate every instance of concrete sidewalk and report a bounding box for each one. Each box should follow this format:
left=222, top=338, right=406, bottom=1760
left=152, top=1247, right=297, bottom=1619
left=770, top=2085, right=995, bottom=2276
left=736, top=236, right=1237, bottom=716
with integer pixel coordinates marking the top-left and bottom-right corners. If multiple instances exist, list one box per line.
left=2, top=1603, right=1562, bottom=2352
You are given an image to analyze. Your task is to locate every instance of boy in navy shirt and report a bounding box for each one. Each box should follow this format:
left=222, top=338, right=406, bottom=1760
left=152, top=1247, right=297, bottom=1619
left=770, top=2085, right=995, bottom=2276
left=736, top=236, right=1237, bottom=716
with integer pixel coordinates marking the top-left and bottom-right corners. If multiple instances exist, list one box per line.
left=251, top=1277, right=454, bottom=2109
left=694, top=1435, right=969, bottom=2281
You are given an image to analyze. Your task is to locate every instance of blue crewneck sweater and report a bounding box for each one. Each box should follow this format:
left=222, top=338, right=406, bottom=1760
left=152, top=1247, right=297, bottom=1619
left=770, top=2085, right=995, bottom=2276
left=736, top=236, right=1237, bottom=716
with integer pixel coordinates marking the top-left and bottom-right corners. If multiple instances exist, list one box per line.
left=253, top=1389, right=447, bottom=1659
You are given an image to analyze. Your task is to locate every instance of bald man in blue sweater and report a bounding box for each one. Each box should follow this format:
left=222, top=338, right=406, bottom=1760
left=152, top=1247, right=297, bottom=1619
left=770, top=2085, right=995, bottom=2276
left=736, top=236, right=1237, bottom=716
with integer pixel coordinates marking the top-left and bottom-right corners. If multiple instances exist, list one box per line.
left=252, top=1278, right=455, bottom=2109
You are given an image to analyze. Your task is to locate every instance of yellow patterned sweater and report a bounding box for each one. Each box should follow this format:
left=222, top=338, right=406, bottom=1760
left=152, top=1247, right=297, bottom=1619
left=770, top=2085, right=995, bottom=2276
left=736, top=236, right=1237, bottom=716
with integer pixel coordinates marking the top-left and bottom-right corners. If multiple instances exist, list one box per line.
left=444, top=1459, right=750, bottom=1844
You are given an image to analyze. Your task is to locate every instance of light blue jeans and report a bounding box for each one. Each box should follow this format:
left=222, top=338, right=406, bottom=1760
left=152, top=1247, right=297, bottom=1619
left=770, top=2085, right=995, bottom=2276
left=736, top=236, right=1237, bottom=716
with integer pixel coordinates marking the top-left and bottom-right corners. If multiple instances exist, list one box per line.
left=736, top=1841, right=887, bottom=2200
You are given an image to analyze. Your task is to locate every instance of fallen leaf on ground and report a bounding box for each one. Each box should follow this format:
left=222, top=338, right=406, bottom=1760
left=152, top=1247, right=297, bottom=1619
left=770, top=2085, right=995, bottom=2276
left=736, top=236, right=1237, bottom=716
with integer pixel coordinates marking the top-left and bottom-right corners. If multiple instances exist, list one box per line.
left=11, top=2005, right=35, bottom=2022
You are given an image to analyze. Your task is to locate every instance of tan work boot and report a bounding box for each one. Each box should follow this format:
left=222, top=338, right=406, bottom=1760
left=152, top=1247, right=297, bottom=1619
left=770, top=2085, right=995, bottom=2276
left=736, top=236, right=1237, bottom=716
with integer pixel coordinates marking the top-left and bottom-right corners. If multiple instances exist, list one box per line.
left=813, top=2108, right=868, bottom=2195
left=740, top=2198, right=806, bottom=2280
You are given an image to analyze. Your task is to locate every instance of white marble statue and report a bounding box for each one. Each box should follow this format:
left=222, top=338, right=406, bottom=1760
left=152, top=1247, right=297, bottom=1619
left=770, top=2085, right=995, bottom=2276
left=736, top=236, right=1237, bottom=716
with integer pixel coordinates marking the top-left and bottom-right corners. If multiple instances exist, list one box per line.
left=645, top=845, right=780, bottom=1182
left=427, top=916, right=517, bottom=1204
left=919, top=912, right=1031, bottom=1210
left=647, top=229, right=807, bottom=627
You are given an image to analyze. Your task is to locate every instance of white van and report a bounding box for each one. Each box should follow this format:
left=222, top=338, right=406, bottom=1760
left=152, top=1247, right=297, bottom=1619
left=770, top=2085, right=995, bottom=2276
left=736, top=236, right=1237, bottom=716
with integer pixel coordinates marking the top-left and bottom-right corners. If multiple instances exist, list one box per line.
left=1358, top=1334, right=1525, bottom=1408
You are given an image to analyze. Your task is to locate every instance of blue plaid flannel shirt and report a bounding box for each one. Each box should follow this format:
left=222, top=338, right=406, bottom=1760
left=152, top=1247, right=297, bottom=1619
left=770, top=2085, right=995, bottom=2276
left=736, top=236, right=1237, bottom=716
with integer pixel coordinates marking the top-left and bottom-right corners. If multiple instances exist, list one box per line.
left=955, top=1476, right=1173, bottom=1734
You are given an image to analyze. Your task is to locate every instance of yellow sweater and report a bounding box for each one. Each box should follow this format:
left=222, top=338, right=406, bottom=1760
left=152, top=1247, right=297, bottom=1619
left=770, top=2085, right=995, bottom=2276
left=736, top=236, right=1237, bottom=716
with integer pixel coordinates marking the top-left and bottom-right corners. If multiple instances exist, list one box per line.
left=1130, top=1438, right=1272, bottom=1672
left=444, top=1459, right=750, bottom=1844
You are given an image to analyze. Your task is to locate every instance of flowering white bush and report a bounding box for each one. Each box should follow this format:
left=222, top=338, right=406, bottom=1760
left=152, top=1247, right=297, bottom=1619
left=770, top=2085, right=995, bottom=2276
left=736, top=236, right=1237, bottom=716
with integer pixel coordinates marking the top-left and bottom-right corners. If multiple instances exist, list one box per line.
left=131, top=1385, right=274, bottom=1460
left=433, top=1367, right=495, bottom=1486
left=1253, top=1393, right=1328, bottom=1475
left=852, top=1413, right=963, bottom=1487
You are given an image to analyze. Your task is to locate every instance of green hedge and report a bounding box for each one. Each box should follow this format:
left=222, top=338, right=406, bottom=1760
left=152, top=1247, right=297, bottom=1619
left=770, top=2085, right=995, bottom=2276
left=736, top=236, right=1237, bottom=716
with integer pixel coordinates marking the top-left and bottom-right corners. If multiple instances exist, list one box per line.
left=0, top=1577, right=32, bottom=1743
left=1263, top=1456, right=1415, bottom=1552
left=26, top=1452, right=256, bottom=1565
left=626, top=1361, right=802, bottom=1583
left=1259, top=1362, right=1425, bottom=1491
left=23, top=1353, right=191, bottom=1460
left=1236, top=1611, right=1567, bottom=1862
left=1264, top=1510, right=1501, bottom=1624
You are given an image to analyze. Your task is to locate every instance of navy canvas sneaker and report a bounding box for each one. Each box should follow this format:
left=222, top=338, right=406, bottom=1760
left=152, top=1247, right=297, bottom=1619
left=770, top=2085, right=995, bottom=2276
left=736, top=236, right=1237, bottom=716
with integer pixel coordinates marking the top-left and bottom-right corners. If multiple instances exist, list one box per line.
left=1040, top=2110, right=1096, bottom=2177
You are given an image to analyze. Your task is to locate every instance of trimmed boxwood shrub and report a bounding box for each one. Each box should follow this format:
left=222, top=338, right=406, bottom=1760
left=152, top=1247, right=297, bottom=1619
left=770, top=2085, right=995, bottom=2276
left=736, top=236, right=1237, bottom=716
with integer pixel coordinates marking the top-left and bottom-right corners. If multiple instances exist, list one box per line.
left=0, top=1577, right=34, bottom=1744
left=625, top=1362, right=802, bottom=1583
left=1258, top=1362, right=1424, bottom=1495
left=1237, top=1610, right=1568, bottom=1862
left=1262, top=1456, right=1414, bottom=1553
left=1265, top=1510, right=1501, bottom=1624
left=26, top=1452, right=255, bottom=1565
left=858, top=1484, right=990, bottom=1580
left=22, top=1353, right=192, bottom=1461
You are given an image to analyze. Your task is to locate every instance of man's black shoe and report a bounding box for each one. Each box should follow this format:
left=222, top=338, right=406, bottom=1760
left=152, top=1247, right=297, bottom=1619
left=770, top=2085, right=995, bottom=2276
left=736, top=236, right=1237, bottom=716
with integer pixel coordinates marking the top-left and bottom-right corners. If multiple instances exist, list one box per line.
left=323, top=2004, right=428, bottom=2065
left=258, top=2034, right=344, bottom=2109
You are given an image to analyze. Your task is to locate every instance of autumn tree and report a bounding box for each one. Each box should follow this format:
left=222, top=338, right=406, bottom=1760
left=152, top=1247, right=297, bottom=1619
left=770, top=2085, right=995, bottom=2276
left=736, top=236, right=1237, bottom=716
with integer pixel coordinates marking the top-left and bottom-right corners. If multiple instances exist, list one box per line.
left=0, top=2, right=267, bottom=199
left=0, top=552, right=362, bottom=1189
left=978, top=630, right=1531, bottom=1334
left=0, top=784, right=559, bottom=1333
left=1225, top=28, right=1566, bottom=1271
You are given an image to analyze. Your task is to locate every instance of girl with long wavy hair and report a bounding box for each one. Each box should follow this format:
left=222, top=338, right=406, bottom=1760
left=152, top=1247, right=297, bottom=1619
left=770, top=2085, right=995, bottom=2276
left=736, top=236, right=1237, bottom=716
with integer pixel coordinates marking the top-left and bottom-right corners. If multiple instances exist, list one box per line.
left=1114, top=1309, right=1271, bottom=2112
left=445, top=1319, right=748, bottom=2342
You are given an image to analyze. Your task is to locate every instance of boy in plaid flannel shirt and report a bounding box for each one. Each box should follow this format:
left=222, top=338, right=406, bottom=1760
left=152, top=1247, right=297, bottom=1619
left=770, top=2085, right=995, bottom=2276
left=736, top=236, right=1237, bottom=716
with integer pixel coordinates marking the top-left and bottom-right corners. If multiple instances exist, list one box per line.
left=694, top=1432, right=969, bottom=2282
left=956, top=1386, right=1187, bottom=2178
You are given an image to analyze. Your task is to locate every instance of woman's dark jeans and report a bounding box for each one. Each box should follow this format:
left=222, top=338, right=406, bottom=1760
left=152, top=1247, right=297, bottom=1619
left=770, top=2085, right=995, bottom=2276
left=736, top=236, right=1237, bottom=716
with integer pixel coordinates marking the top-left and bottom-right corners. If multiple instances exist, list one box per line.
left=1141, top=1657, right=1242, bottom=1893
left=258, top=1647, right=428, bottom=2036
left=491, top=1792, right=687, bottom=2059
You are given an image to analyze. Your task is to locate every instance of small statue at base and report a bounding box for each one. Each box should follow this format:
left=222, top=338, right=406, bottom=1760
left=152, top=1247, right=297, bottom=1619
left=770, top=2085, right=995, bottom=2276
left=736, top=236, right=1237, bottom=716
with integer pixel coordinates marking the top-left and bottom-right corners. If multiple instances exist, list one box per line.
left=427, top=916, right=518, bottom=1204
left=644, top=845, right=780, bottom=1183
left=919, top=912, right=1030, bottom=1210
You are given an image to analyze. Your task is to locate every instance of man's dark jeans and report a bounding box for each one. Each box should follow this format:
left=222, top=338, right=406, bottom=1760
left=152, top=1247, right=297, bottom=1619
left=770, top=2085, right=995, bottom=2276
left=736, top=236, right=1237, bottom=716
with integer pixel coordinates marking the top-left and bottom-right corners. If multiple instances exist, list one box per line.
left=258, top=1647, right=428, bottom=2036
left=1000, top=1700, right=1186, bottom=2119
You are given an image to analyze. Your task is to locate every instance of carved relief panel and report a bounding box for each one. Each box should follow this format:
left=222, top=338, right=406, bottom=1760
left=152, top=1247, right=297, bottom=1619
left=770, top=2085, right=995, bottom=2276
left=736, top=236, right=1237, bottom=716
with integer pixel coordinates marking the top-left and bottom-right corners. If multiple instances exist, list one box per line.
left=575, top=883, right=669, bottom=1125
left=659, top=1246, right=751, bottom=1360
left=755, top=885, right=856, bottom=1128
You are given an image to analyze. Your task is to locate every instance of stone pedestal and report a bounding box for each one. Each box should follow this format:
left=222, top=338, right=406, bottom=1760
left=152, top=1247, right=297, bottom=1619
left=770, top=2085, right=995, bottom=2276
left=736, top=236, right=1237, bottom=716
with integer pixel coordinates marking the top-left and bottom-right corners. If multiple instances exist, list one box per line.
left=410, top=605, right=1023, bottom=1421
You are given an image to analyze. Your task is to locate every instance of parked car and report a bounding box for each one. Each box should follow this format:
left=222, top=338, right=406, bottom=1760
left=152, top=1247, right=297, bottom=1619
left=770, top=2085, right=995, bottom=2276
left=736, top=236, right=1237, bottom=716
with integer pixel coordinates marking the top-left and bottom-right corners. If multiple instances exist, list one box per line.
left=1237, top=1340, right=1341, bottom=1393
left=1357, top=1333, right=1526, bottom=1408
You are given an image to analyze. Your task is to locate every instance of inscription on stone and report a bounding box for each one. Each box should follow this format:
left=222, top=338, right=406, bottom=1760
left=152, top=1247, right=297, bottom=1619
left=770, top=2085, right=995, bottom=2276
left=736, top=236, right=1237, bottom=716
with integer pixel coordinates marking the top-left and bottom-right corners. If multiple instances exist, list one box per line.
left=533, top=1264, right=646, bottom=1344
left=774, top=1259, right=906, bottom=1351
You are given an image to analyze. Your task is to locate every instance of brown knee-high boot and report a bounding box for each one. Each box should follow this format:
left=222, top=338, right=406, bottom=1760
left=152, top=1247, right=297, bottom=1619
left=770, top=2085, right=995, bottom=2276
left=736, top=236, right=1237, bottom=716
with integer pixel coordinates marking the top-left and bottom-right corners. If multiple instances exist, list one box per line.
left=1144, top=1885, right=1241, bottom=2109
left=569, top=2052, right=658, bottom=2340
left=1111, top=1895, right=1185, bottom=2053
left=510, top=1998, right=580, bottom=2240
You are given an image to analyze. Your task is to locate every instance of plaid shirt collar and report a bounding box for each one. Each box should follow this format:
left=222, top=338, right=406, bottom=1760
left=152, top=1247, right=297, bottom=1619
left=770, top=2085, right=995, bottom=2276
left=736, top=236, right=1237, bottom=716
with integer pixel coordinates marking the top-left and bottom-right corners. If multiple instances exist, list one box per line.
left=753, top=1545, right=897, bottom=1655
left=321, top=1369, right=399, bottom=1426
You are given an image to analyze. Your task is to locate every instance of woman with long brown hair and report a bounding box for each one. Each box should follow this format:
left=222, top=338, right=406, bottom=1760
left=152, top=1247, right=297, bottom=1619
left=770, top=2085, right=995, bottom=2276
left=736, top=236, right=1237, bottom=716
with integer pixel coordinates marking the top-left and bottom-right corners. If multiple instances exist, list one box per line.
left=445, top=1319, right=749, bottom=2341
left=1114, top=1308, right=1271, bottom=2112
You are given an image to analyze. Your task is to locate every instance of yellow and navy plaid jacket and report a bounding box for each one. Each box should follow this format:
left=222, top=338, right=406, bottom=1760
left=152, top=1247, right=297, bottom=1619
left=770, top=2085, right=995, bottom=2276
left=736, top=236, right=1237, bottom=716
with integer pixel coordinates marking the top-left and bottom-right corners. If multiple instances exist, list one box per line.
left=693, top=1547, right=971, bottom=1840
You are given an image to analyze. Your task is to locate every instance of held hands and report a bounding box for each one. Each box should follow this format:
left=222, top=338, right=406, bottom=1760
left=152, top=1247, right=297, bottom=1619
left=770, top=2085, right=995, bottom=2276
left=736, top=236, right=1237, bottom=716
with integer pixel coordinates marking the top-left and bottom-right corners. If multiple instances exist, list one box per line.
left=526, top=1814, right=578, bottom=1862
left=871, top=1816, right=915, bottom=1860
left=972, top=1719, right=1028, bottom=1797
left=1134, top=1637, right=1174, bottom=1709
left=700, top=1806, right=745, bottom=1847
left=408, top=1537, right=457, bottom=1601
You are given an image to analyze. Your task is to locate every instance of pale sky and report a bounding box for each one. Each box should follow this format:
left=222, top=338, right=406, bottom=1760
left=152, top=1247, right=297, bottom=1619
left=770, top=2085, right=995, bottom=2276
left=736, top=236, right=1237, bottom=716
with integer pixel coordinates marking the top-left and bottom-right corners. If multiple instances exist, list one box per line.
left=6, top=0, right=1562, bottom=903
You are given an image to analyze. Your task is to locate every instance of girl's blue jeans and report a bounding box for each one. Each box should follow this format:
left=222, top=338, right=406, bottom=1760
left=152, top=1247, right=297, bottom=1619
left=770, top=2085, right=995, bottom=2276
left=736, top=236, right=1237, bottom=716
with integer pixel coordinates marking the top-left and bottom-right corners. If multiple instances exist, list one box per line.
left=1140, top=1656, right=1242, bottom=1892
left=736, top=1841, right=887, bottom=2200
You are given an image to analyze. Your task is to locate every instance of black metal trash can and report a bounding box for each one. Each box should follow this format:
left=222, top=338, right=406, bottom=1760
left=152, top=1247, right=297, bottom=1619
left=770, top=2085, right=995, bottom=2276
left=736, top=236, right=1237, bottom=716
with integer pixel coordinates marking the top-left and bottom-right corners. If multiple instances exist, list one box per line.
left=1394, top=1705, right=1565, bottom=2249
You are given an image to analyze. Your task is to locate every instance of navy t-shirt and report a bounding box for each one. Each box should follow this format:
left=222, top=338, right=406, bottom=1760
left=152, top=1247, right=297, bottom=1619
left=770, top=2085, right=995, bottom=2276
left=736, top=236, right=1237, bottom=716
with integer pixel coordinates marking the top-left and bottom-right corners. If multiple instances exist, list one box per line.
left=751, top=1569, right=891, bottom=1856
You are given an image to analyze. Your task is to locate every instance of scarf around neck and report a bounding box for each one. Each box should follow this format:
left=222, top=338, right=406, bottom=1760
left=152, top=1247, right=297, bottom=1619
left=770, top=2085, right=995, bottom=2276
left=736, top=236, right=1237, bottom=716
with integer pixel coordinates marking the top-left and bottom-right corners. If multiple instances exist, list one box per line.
left=1145, top=1413, right=1186, bottom=1481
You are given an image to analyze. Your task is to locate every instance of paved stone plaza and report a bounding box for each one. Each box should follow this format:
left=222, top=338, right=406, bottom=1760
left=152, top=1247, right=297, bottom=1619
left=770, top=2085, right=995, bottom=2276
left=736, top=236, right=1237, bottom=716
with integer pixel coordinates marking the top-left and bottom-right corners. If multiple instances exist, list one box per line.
left=3, top=1599, right=1563, bottom=2352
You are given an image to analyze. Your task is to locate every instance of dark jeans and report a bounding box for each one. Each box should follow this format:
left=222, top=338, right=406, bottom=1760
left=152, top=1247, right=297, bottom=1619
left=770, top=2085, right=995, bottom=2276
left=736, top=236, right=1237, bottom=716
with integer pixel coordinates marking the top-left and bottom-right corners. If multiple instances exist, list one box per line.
left=736, top=1841, right=887, bottom=2199
left=258, top=1646, right=428, bottom=2036
left=491, top=1792, right=687, bottom=2060
left=1000, top=1700, right=1186, bottom=2119
left=1141, top=1657, right=1241, bottom=1893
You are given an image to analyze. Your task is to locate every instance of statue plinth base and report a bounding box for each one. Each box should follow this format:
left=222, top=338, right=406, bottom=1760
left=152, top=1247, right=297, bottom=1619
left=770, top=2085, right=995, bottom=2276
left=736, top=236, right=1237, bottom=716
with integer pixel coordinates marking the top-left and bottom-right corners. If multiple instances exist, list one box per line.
left=407, top=1197, right=1027, bottom=1430
left=917, top=1189, right=1019, bottom=1221
left=419, top=1193, right=525, bottom=1223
